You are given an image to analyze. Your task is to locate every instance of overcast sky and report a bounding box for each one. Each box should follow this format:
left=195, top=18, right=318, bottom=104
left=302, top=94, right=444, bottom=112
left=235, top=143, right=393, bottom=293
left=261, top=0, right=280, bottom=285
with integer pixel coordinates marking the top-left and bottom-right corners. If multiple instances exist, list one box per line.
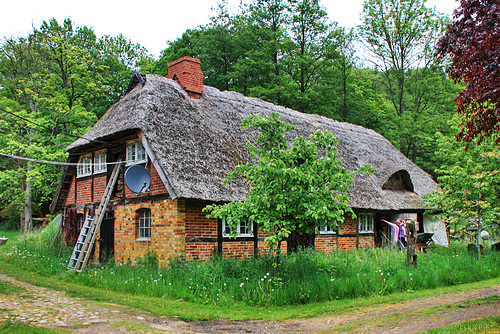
left=0, top=0, right=459, bottom=58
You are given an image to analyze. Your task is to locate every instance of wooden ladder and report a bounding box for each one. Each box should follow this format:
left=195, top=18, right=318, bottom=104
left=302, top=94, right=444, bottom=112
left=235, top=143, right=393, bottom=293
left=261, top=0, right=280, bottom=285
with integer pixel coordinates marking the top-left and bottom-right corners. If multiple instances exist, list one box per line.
left=68, top=157, right=122, bottom=272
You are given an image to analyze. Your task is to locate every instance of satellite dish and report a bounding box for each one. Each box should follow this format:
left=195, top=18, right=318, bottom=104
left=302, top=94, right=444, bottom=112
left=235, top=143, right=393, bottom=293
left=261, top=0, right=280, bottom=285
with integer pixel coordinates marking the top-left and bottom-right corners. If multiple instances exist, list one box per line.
left=124, top=165, right=151, bottom=195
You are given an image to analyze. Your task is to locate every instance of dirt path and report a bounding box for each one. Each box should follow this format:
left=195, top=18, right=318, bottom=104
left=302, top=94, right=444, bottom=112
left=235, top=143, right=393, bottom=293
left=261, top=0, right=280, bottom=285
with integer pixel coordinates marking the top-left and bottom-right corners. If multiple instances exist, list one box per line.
left=1, top=273, right=499, bottom=333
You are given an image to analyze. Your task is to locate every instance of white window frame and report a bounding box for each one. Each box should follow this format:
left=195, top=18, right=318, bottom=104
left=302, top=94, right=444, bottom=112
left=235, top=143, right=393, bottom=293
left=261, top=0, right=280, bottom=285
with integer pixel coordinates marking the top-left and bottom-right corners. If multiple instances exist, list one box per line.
left=222, top=218, right=253, bottom=237
left=77, top=153, right=92, bottom=178
left=138, top=209, right=151, bottom=240
left=93, top=149, right=107, bottom=174
left=317, top=221, right=336, bottom=234
left=126, top=139, right=147, bottom=165
left=358, top=213, right=374, bottom=233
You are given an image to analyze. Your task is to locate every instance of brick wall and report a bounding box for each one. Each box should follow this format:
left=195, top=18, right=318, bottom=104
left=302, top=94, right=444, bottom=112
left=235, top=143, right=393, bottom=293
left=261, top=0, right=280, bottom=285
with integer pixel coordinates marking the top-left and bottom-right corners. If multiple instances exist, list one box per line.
left=184, top=200, right=218, bottom=261
left=76, top=178, right=91, bottom=204
left=149, top=164, right=168, bottom=195
left=358, top=235, right=374, bottom=249
left=65, top=178, right=75, bottom=205
left=315, top=236, right=337, bottom=251
left=114, top=198, right=185, bottom=266
left=93, top=174, right=107, bottom=201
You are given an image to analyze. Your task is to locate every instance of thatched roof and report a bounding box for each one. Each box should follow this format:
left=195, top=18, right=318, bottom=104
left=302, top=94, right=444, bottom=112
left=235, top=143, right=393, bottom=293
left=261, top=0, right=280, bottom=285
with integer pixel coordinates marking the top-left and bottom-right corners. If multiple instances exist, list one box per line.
left=67, top=74, right=437, bottom=211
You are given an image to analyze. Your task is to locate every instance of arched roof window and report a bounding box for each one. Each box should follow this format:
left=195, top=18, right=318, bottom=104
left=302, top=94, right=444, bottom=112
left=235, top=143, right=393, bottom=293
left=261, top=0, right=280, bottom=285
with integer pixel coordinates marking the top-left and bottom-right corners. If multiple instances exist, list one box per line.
left=382, top=170, right=414, bottom=192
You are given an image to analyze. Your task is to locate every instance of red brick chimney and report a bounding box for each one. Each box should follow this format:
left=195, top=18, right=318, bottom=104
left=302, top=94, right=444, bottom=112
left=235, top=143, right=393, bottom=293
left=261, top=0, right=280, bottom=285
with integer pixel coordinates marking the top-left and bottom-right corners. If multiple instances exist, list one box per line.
left=166, top=56, right=203, bottom=99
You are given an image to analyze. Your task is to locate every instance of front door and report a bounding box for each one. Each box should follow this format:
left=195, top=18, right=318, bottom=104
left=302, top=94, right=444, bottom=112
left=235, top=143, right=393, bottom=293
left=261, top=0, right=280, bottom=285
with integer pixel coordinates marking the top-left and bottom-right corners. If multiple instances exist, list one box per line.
left=99, top=212, right=115, bottom=263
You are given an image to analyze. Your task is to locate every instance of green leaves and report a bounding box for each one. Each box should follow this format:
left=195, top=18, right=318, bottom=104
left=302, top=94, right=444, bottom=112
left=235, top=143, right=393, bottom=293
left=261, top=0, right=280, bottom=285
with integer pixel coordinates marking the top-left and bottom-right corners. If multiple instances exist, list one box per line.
left=424, top=118, right=500, bottom=228
left=0, top=18, right=152, bottom=229
left=204, top=111, right=373, bottom=255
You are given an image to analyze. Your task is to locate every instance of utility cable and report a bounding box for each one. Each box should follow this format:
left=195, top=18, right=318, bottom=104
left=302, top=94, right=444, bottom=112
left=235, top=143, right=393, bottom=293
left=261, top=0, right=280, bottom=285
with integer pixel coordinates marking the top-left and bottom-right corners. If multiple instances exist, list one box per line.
left=0, top=152, right=130, bottom=166
left=0, top=107, right=111, bottom=145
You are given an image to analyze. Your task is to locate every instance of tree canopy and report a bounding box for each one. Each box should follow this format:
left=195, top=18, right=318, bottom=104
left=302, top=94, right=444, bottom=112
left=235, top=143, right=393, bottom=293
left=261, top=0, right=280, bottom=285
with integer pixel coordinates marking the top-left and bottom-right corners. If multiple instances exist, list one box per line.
left=0, top=18, right=152, bottom=230
left=204, top=112, right=374, bottom=258
left=0, top=0, right=464, bottom=230
left=436, top=0, right=500, bottom=145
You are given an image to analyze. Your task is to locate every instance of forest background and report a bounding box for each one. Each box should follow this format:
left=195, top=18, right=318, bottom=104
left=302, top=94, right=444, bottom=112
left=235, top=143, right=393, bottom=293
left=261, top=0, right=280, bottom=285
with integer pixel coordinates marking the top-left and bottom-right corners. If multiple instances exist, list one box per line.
left=0, top=0, right=484, bottom=232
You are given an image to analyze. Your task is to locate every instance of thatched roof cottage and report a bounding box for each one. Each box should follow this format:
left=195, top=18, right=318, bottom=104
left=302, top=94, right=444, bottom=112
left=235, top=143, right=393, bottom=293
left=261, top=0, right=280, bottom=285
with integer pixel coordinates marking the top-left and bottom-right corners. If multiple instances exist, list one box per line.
left=52, top=56, right=440, bottom=265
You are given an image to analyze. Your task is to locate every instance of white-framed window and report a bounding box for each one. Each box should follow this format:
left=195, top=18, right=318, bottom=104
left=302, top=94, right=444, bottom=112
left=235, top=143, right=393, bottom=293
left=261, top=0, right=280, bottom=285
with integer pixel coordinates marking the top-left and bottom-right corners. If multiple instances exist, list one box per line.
left=222, top=218, right=253, bottom=237
left=358, top=213, right=374, bottom=233
left=93, top=150, right=107, bottom=174
left=138, top=209, right=151, bottom=240
left=127, top=139, right=147, bottom=165
left=77, top=153, right=92, bottom=177
left=317, top=221, right=336, bottom=234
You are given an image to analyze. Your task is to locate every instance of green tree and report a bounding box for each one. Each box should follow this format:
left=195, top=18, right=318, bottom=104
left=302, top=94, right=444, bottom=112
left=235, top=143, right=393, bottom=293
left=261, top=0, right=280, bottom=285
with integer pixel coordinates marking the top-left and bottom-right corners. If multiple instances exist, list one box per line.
left=0, top=18, right=150, bottom=231
left=204, top=112, right=373, bottom=270
left=358, top=0, right=454, bottom=171
left=424, top=117, right=500, bottom=237
left=281, top=0, right=341, bottom=113
left=230, top=0, right=290, bottom=103
left=358, top=0, right=447, bottom=116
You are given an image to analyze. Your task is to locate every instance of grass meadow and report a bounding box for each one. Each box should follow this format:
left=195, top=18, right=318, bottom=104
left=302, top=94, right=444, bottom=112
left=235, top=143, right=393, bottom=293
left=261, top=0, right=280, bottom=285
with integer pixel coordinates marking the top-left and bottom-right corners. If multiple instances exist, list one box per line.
left=1, top=219, right=500, bottom=309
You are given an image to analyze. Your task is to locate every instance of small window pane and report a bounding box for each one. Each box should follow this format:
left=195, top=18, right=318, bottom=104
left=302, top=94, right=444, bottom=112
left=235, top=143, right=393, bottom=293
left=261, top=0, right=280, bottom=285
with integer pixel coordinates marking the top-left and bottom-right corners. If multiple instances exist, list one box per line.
left=77, top=154, right=92, bottom=177
left=94, top=150, right=107, bottom=174
left=222, top=218, right=253, bottom=237
left=127, top=140, right=147, bottom=165
left=138, top=209, right=151, bottom=239
left=358, top=214, right=374, bottom=233
left=127, top=142, right=135, bottom=162
left=137, top=141, right=146, bottom=162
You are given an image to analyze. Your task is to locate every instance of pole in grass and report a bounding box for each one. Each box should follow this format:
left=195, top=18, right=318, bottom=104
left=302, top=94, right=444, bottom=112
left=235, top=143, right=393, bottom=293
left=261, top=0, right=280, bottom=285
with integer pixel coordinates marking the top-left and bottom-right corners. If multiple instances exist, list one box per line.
left=406, top=221, right=418, bottom=268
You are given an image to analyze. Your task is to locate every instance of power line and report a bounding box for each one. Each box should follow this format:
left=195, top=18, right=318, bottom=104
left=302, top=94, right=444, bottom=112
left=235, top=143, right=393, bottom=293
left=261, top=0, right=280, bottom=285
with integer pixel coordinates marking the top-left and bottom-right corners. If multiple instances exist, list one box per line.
left=0, top=152, right=129, bottom=166
left=0, top=107, right=110, bottom=145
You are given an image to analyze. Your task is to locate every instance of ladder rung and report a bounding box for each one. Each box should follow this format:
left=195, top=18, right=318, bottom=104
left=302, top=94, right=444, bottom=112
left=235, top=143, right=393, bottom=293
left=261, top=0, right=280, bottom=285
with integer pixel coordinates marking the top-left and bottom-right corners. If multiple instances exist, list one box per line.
left=68, top=155, right=122, bottom=272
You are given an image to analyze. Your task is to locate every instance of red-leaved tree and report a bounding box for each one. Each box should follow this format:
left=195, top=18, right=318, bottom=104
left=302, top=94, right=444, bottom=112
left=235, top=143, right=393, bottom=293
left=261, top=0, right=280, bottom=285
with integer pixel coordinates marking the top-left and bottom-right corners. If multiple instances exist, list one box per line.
left=436, top=0, right=500, bottom=145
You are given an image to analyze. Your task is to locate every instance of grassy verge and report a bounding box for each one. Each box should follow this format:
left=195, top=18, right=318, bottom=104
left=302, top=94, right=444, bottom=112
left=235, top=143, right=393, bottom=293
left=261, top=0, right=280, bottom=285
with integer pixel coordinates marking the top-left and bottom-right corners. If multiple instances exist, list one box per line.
left=424, top=316, right=500, bottom=334
left=0, top=321, right=69, bottom=333
left=1, top=221, right=500, bottom=321
left=1, top=260, right=499, bottom=322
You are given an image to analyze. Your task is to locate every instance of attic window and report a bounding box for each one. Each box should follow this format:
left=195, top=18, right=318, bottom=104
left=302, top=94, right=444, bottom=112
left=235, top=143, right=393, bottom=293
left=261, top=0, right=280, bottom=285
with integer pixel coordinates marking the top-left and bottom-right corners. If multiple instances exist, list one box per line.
left=126, top=139, right=147, bottom=165
left=382, top=170, right=414, bottom=192
left=77, top=154, right=92, bottom=177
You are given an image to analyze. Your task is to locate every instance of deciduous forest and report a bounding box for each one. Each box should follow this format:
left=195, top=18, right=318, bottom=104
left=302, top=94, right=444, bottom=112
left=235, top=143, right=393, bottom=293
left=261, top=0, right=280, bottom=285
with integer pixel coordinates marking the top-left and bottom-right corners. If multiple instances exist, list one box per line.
left=0, top=0, right=498, bottom=232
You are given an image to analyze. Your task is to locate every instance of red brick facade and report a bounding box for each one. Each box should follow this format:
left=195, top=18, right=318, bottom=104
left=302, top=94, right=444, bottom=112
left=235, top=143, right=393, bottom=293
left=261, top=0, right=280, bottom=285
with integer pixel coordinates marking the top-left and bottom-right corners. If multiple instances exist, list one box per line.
left=64, top=146, right=377, bottom=267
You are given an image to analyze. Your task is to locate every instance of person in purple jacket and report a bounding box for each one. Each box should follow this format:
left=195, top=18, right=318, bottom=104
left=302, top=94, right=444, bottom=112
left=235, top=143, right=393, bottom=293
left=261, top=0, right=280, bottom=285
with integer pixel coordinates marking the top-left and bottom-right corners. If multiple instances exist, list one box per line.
left=381, top=219, right=406, bottom=249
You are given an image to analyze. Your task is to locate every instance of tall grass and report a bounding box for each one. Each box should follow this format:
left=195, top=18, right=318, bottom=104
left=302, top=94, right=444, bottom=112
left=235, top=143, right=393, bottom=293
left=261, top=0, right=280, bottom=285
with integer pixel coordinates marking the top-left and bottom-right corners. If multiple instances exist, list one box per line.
left=2, top=222, right=500, bottom=307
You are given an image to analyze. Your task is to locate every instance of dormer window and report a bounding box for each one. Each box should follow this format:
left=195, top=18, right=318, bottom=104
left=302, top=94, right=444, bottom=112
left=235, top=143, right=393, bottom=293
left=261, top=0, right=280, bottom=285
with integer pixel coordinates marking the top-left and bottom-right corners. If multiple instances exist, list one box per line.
left=383, top=170, right=414, bottom=192
left=126, top=139, right=147, bottom=165
left=77, top=154, right=92, bottom=177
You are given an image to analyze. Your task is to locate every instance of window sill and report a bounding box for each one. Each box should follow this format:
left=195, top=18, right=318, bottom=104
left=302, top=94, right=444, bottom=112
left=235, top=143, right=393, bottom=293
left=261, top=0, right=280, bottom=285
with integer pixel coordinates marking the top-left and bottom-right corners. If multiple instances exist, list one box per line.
left=136, top=238, right=151, bottom=242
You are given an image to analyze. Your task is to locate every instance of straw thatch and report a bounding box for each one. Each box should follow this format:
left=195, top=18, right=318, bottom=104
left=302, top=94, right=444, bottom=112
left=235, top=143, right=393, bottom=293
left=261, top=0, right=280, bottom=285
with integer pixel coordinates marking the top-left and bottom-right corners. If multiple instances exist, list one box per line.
left=67, top=74, right=437, bottom=211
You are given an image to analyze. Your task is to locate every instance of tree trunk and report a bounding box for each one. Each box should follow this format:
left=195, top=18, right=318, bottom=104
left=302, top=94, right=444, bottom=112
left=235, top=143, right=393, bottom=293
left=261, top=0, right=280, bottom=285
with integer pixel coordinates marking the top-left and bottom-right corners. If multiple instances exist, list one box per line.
left=288, top=230, right=315, bottom=253
left=24, top=162, right=33, bottom=233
